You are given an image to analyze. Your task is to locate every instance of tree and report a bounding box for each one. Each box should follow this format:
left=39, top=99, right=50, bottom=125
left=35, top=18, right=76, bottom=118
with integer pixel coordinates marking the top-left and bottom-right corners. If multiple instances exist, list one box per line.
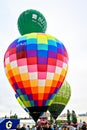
left=57, top=120, right=61, bottom=126
left=50, top=113, right=54, bottom=124
left=71, top=110, right=77, bottom=124
left=10, top=113, right=18, bottom=119
left=67, top=109, right=71, bottom=125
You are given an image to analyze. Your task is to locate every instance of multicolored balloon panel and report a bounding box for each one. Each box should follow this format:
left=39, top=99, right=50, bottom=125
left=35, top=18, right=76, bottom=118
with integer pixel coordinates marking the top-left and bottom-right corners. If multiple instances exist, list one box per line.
left=48, top=80, right=71, bottom=119
left=15, top=93, right=29, bottom=114
left=15, top=93, right=43, bottom=121
left=4, top=33, right=68, bottom=110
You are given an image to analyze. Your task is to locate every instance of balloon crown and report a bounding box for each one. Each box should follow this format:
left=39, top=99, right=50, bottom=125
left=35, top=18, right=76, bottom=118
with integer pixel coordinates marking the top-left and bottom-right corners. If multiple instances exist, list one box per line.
left=17, top=9, right=47, bottom=35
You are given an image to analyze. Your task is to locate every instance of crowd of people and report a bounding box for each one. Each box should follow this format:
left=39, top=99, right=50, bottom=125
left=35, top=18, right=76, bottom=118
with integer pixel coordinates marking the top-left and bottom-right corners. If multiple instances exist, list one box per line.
left=16, top=120, right=58, bottom=130
left=16, top=123, right=30, bottom=130
left=16, top=121, right=87, bottom=130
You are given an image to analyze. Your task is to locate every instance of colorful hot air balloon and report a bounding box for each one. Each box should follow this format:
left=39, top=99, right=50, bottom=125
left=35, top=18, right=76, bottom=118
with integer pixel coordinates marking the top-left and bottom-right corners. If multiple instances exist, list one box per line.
left=17, top=9, right=47, bottom=35
left=48, top=80, right=71, bottom=120
left=4, top=33, right=68, bottom=121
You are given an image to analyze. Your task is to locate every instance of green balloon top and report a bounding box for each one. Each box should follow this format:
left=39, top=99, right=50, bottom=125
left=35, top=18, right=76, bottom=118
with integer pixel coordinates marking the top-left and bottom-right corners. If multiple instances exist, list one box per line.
left=17, top=9, right=47, bottom=35
left=53, top=80, right=71, bottom=105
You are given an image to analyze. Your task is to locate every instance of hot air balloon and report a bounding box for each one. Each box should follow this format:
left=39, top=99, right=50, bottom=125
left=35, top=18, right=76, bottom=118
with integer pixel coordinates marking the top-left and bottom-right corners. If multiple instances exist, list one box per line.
left=4, top=33, right=68, bottom=121
left=48, top=80, right=71, bottom=120
left=17, top=9, right=47, bottom=35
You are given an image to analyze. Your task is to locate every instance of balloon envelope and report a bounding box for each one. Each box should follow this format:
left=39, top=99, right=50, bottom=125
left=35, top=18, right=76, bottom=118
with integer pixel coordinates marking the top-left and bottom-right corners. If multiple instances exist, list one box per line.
left=15, top=93, right=43, bottom=121
left=17, top=9, right=47, bottom=35
left=15, top=93, right=29, bottom=114
left=4, top=33, right=68, bottom=121
left=48, top=80, right=71, bottom=119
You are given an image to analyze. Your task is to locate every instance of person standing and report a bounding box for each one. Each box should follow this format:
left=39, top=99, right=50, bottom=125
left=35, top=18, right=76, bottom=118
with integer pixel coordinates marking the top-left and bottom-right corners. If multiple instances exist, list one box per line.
left=82, top=122, right=86, bottom=130
left=16, top=124, right=21, bottom=130
left=37, top=122, right=43, bottom=130
left=44, top=122, right=52, bottom=130
left=26, top=125, right=30, bottom=130
left=21, top=124, right=26, bottom=130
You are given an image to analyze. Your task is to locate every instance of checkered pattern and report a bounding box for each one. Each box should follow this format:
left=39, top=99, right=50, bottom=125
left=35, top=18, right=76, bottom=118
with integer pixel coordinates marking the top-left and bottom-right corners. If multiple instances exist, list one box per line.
left=4, top=33, right=68, bottom=108
left=15, top=93, right=29, bottom=113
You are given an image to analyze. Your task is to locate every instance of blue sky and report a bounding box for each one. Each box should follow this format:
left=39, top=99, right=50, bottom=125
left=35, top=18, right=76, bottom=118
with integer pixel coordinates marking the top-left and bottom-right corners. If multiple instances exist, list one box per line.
left=0, top=0, right=87, bottom=118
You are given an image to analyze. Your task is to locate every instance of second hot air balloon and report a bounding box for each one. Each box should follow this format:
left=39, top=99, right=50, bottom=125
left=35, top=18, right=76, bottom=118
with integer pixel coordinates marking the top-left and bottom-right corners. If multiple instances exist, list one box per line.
left=48, top=80, right=71, bottom=120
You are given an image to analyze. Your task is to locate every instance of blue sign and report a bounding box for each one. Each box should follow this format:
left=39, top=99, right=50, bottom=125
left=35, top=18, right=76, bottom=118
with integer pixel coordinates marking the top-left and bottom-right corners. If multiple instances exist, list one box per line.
left=0, top=118, right=20, bottom=129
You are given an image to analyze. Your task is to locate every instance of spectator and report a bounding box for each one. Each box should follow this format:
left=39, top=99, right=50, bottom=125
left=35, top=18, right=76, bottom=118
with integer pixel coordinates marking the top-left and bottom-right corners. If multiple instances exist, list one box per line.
left=16, top=124, right=21, bottom=130
left=37, top=122, right=43, bottom=130
left=44, top=121, right=52, bottom=130
left=32, top=125, right=37, bottom=130
left=26, top=125, right=30, bottom=130
left=82, top=122, right=86, bottom=130
left=21, top=123, right=26, bottom=130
